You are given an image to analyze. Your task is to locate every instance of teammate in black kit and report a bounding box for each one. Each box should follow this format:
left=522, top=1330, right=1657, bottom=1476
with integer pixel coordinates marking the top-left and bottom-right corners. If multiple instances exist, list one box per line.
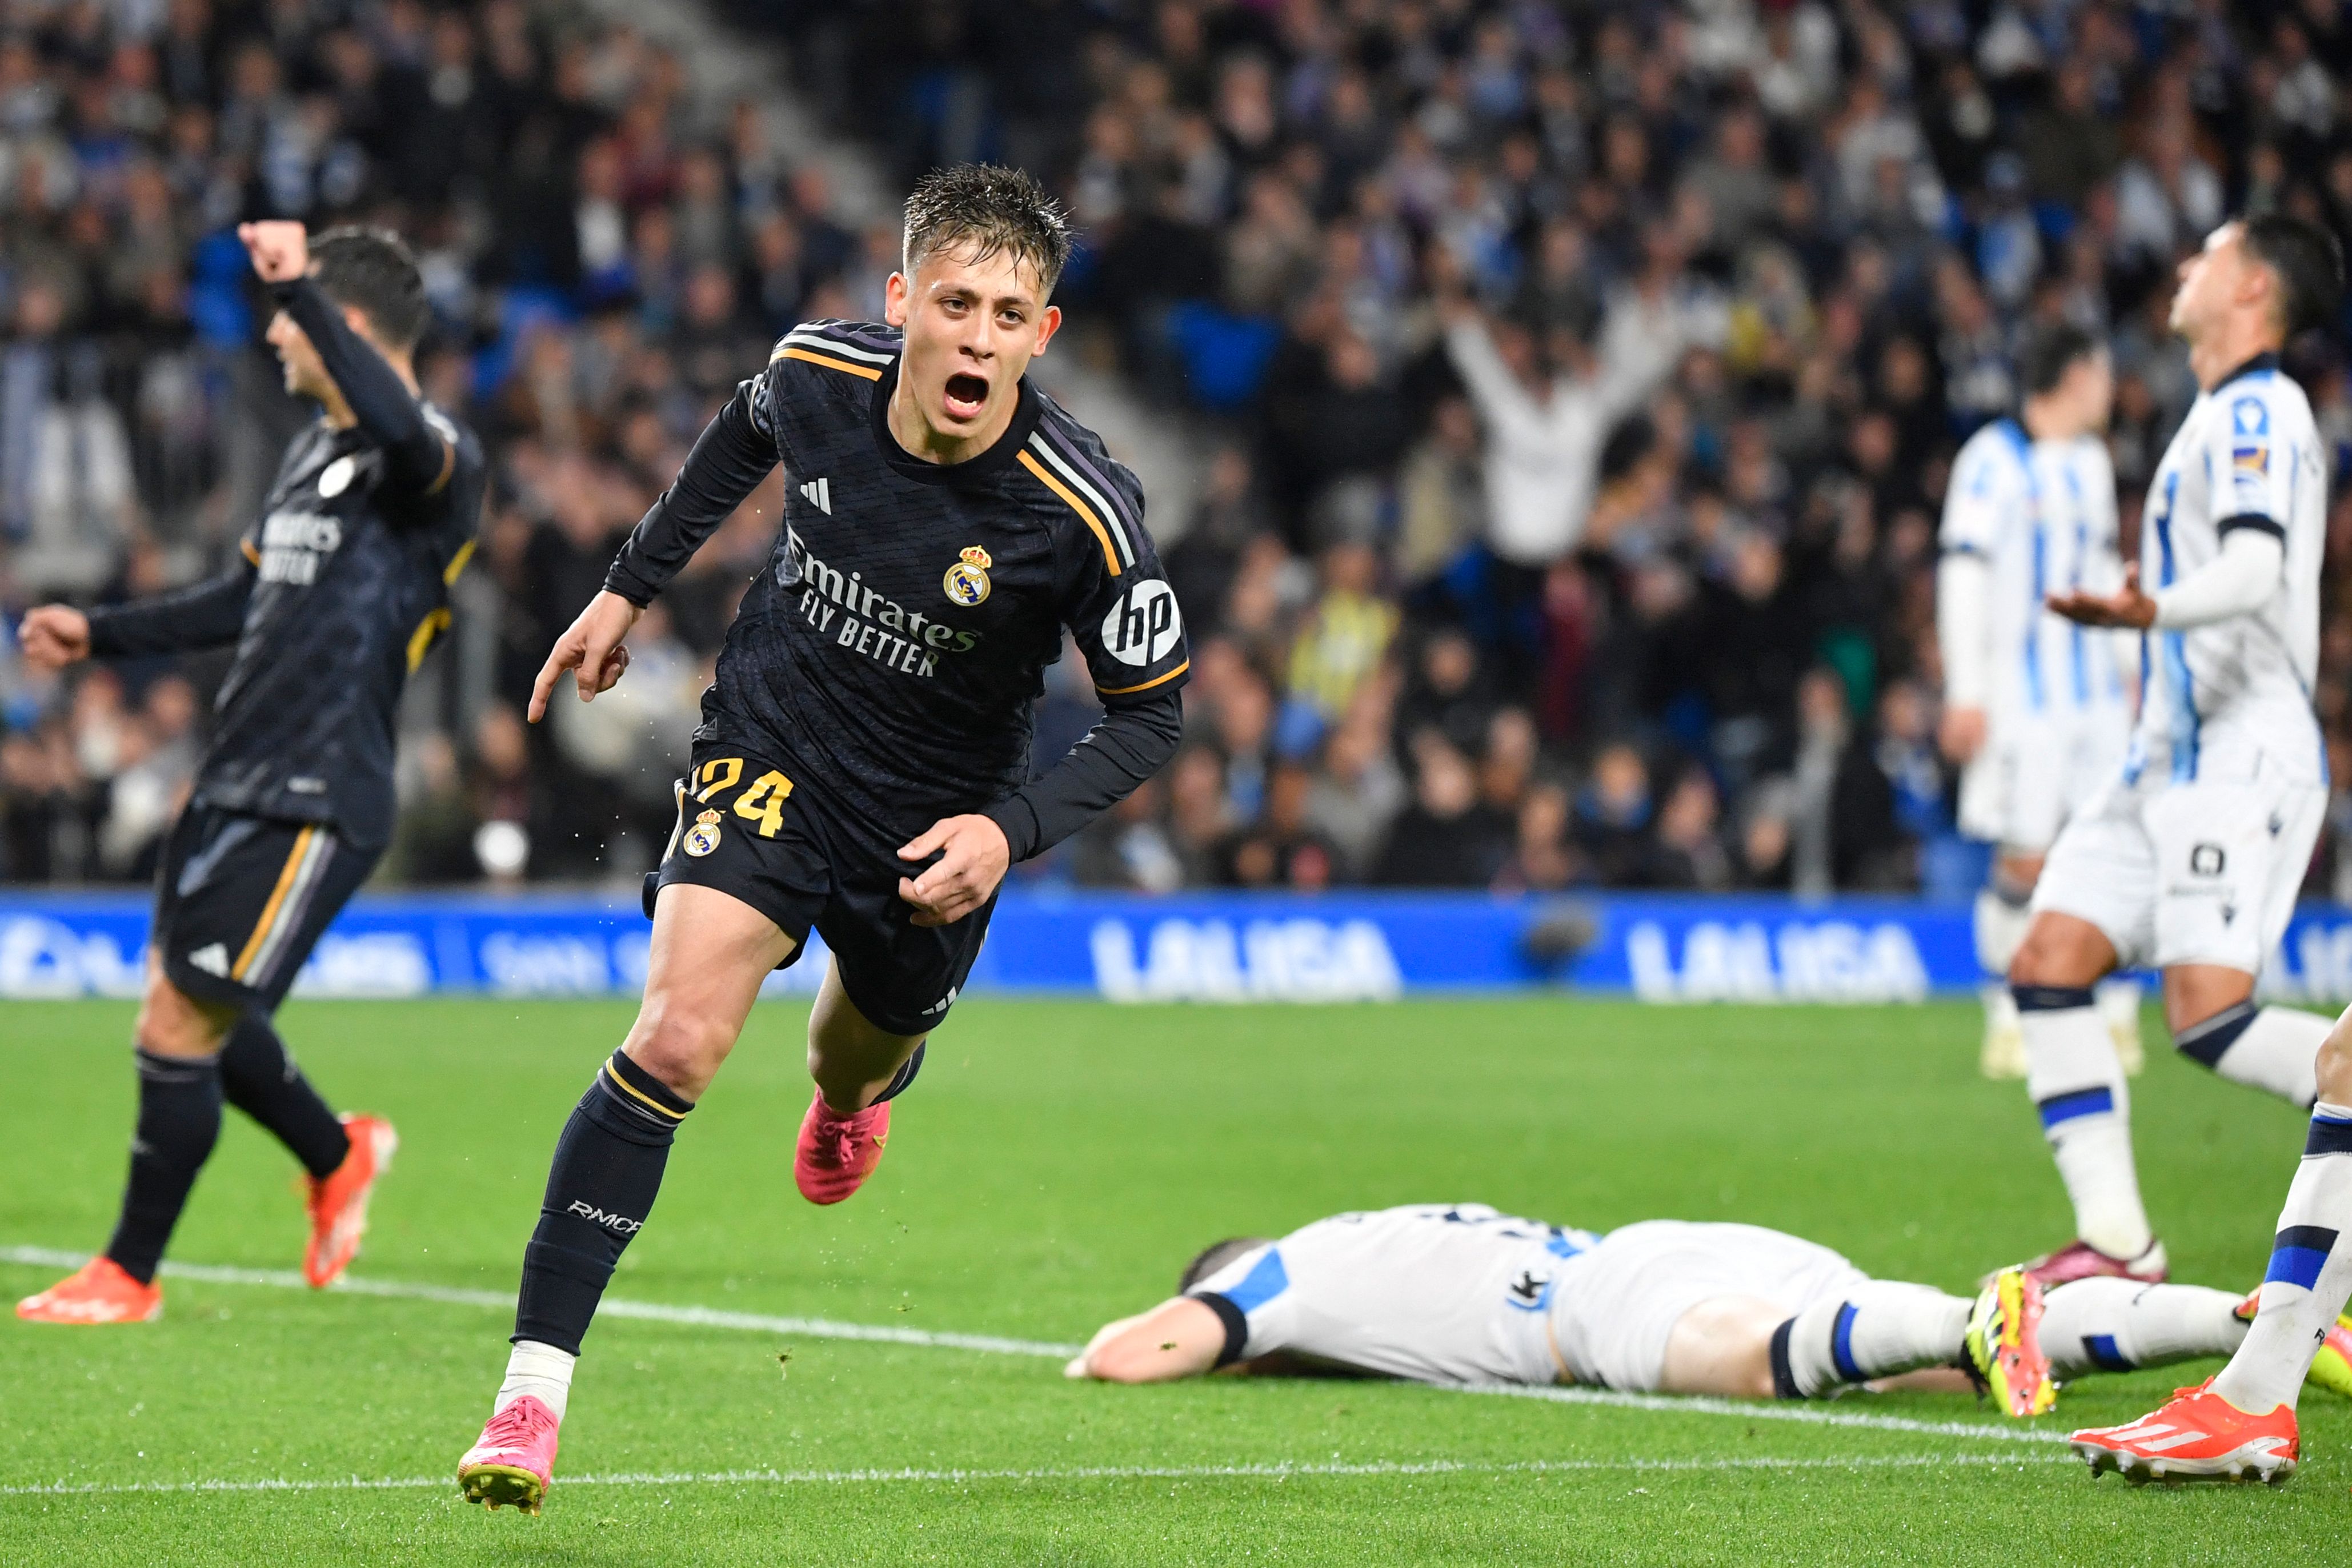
left=14, top=222, right=483, bottom=1324
left=455, top=166, right=1187, bottom=1514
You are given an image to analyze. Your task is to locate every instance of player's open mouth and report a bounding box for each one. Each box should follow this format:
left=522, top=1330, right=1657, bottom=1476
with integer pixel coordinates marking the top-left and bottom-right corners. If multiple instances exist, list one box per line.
left=942, top=372, right=990, bottom=420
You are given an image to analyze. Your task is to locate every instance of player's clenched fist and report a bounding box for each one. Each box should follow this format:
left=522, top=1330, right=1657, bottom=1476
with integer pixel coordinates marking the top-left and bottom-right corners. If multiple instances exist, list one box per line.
left=897, top=815, right=1011, bottom=927
left=529, top=589, right=640, bottom=723
left=17, top=604, right=91, bottom=670
left=237, top=220, right=310, bottom=283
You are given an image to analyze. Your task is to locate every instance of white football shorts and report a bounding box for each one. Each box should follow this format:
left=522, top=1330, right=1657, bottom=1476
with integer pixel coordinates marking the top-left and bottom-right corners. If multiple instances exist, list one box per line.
left=1957, top=710, right=2130, bottom=853
left=1546, top=1221, right=1868, bottom=1393
left=2031, top=765, right=2326, bottom=973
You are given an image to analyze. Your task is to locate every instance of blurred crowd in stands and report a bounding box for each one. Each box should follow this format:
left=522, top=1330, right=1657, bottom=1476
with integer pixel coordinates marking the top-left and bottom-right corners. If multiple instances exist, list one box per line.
left=7, top=0, right=2352, bottom=901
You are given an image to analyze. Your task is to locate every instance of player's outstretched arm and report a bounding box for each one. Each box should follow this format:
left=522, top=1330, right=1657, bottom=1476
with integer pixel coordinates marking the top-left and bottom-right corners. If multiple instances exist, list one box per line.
left=1064, top=1298, right=1228, bottom=1383
left=535, top=371, right=783, bottom=721
left=241, top=222, right=451, bottom=498
left=26, top=554, right=260, bottom=668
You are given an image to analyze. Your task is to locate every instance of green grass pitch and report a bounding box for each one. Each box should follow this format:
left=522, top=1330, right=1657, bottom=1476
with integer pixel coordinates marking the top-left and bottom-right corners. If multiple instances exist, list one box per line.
left=2, top=994, right=2347, bottom=1563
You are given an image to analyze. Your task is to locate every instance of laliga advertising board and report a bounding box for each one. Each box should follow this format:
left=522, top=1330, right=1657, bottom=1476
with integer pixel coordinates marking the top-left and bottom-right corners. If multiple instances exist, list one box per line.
left=10, top=890, right=2352, bottom=1004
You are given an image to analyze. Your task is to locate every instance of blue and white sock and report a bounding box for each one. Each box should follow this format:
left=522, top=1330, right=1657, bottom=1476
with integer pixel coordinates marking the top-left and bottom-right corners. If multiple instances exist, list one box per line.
left=2173, top=1003, right=2325, bottom=1107
left=2017, top=984, right=2151, bottom=1260
left=2038, top=1278, right=2247, bottom=1380
left=2210, top=1102, right=2352, bottom=1414
left=1772, top=1282, right=1971, bottom=1397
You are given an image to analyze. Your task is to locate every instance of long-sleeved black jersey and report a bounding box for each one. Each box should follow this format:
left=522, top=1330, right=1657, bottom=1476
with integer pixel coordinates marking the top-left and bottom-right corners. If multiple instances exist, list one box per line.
left=604, top=320, right=1188, bottom=857
left=86, top=279, right=485, bottom=849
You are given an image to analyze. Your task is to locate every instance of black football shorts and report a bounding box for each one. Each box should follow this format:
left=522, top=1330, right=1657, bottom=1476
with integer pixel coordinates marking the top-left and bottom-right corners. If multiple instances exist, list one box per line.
left=647, top=740, right=996, bottom=1037
left=154, top=805, right=379, bottom=1011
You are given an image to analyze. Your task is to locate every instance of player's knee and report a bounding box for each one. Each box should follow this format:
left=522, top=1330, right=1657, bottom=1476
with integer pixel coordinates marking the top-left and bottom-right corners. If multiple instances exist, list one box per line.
left=133, top=973, right=229, bottom=1059
left=2316, top=1012, right=2352, bottom=1102
left=623, top=1006, right=736, bottom=1096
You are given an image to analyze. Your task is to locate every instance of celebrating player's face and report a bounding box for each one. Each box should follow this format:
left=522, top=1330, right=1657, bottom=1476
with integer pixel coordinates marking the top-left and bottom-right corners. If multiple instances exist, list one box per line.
left=266, top=308, right=332, bottom=403
left=2168, top=223, right=2246, bottom=338
left=884, top=243, right=1061, bottom=456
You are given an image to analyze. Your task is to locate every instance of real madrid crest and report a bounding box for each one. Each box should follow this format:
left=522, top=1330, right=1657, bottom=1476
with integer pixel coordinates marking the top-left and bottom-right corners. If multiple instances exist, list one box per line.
left=318, top=455, right=357, bottom=498
left=942, top=544, right=992, bottom=608
left=683, top=809, right=723, bottom=857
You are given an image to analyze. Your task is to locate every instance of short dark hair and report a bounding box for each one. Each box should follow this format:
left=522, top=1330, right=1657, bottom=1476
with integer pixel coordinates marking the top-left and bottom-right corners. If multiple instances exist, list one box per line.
left=308, top=225, right=430, bottom=351
left=2241, top=212, right=2346, bottom=340
left=901, top=163, right=1072, bottom=298
left=2020, top=321, right=2103, bottom=398
left=1177, top=1237, right=1269, bottom=1295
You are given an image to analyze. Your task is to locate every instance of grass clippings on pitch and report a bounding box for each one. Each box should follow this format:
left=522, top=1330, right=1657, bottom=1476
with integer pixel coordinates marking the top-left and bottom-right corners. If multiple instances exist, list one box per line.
left=1, top=995, right=2344, bottom=1564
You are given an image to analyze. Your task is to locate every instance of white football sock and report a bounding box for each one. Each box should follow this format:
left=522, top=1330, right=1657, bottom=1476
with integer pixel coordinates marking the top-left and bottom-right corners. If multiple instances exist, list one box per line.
left=1974, top=886, right=2030, bottom=975
left=2038, top=1278, right=2247, bottom=1379
left=2018, top=985, right=2150, bottom=1260
left=2175, top=1003, right=2325, bottom=1107
left=2210, top=1102, right=2352, bottom=1414
left=1774, top=1282, right=1971, bottom=1397
left=495, top=1339, right=576, bottom=1422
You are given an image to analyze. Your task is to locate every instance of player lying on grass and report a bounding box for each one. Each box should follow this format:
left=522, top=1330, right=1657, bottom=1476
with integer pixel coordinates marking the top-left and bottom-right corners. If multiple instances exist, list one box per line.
left=13, top=223, right=481, bottom=1324
left=455, top=166, right=1187, bottom=1515
left=2005, top=213, right=2346, bottom=1293
left=1067, top=1204, right=2351, bottom=1417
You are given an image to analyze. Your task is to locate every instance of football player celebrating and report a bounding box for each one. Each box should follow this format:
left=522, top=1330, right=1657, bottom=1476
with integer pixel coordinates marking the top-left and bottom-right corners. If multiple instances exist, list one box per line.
left=2006, top=214, right=2344, bottom=1289
left=14, top=223, right=483, bottom=1322
left=456, top=166, right=1187, bottom=1514
left=1937, top=323, right=2140, bottom=1080
left=1068, top=1204, right=2308, bottom=1418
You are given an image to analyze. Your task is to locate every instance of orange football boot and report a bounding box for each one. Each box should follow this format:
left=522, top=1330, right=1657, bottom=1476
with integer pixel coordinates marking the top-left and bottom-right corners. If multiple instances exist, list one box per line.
left=15, top=1257, right=162, bottom=1324
left=304, top=1114, right=398, bottom=1288
left=2073, top=1378, right=2298, bottom=1484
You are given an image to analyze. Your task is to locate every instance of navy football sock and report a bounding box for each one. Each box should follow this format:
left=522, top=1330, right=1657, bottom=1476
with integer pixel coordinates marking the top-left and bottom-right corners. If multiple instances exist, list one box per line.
left=874, top=1041, right=926, bottom=1105
left=105, top=1050, right=224, bottom=1285
left=512, top=1052, right=693, bottom=1356
left=217, top=1015, right=350, bottom=1179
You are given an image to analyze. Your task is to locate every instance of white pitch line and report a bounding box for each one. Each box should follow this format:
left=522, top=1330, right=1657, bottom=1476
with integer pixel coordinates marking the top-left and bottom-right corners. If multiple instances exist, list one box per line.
left=1460, top=1382, right=2075, bottom=1445
left=0, top=1244, right=2058, bottom=1447
left=0, top=1451, right=2075, bottom=1500
left=0, top=1246, right=1077, bottom=1360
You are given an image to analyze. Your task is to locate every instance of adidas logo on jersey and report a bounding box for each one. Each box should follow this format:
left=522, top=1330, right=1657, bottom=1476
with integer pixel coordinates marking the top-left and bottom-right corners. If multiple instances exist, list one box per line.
left=186, top=944, right=230, bottom=978
left=799, top=478, right=832, bottom=515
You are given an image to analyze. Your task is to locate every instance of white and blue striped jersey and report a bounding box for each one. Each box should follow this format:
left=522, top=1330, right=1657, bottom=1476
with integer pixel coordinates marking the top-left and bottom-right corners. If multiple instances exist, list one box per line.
left=1185, top=1204, right=1598, bottom=1385
left=1940, top=419, right=2130, bottom=728
left=2132, top=355, right=2326, bottom=784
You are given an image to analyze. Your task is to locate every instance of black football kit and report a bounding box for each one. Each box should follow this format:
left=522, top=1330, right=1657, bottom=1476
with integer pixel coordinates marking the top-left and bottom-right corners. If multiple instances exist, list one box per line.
left=87, top=278, right=485, bottom=1009
left=604, top=319, right=1188, bottom=1034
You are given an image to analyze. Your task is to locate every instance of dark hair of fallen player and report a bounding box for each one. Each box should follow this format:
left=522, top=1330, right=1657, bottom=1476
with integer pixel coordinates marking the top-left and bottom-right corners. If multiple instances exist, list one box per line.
left=1179, top=1237, right=1271, bottom=1294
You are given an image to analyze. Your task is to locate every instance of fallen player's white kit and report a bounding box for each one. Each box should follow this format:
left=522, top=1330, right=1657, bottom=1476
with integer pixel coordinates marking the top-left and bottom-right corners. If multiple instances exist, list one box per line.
left=1941, top=420, right=2133, bottom=852
left=1182, top=1204, right=2251, bottom=1398
left=1187, top=1205, right=1856, bottom=1390
left=2032, top=359, right=2328, bottom=972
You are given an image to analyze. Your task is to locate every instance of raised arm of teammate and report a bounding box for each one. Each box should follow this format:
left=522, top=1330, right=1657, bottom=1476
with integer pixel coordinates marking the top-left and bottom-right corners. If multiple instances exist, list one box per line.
left=238, top=222, right=450, bottom=497
left=529, top=376, right=780, bottom=721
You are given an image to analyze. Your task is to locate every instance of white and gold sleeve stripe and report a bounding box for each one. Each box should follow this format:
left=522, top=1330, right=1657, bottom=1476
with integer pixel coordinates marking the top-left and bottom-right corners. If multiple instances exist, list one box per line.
left=1025, top=433, right=1137, bottom=569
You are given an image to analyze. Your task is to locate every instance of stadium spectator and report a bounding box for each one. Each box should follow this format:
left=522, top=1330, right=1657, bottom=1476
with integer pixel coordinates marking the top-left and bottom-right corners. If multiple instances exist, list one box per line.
left=10, top=0, right=2352, bottom=907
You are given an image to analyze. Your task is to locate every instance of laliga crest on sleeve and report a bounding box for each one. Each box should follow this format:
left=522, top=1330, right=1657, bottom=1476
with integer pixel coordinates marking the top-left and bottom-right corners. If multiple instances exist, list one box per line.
left=683, top=809, right=723, bottom=857
left=943, top=544, right=992, bottom=608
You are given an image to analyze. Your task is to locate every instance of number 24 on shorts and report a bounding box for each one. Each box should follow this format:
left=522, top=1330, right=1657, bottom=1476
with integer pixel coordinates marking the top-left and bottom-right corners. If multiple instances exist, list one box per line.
left=691, top=757, right=794, bottom=837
